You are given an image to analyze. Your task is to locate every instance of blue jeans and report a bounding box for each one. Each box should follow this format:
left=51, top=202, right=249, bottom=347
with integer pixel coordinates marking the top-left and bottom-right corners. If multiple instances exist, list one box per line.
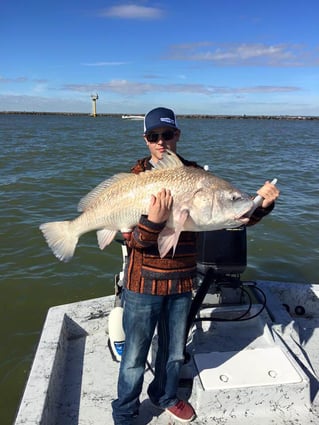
left=112, top=288, right=192, bottom=425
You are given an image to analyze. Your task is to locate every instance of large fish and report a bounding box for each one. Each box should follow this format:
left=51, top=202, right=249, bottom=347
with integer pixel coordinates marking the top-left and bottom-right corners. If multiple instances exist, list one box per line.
left=40, top=151, right=254, bottom=262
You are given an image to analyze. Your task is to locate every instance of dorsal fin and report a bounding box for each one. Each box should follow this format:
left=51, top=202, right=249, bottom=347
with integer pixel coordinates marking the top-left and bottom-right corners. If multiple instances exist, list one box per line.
left=153, top=150, right=184, bottom=170
left=78, top=173, right=131, bottom=212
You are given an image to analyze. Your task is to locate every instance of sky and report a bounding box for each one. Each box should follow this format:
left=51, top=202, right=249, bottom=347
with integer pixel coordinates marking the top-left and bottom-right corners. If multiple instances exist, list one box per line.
left=1, top=0, right=319, bottom=116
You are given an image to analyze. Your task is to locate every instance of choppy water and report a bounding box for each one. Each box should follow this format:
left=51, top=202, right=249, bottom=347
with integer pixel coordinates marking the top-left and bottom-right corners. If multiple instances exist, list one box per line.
left=1, top=114, right=318, bottom=424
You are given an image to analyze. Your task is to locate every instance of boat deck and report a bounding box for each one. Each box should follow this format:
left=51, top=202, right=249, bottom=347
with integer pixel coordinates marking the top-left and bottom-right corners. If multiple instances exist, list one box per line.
left=14, top=281, right=319, bottom=425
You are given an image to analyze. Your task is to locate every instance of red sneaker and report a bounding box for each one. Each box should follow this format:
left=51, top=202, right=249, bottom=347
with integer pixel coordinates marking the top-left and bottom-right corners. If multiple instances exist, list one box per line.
left=166, top=400, right=196, bottom=422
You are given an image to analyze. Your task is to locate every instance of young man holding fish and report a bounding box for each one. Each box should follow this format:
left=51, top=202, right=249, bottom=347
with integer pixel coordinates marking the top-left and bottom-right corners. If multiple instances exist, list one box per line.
left=112, top=107, right=280, bottom=424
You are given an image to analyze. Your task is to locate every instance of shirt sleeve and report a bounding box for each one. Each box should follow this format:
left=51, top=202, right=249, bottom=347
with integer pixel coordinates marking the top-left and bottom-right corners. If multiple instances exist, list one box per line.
left=127, top=215, right=167, bottom=249
left=247, top=202, right=275, bottom=226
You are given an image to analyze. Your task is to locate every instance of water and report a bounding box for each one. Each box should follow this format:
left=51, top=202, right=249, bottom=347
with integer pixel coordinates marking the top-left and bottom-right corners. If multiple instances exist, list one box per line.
left=1, top=114, right=318, bottom=424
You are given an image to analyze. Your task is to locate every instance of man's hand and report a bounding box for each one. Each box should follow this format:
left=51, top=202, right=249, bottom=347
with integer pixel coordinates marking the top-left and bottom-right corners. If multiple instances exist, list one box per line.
left=147, top=188, right=173, bottom=223
left=256, top=181, right=280, bottom=208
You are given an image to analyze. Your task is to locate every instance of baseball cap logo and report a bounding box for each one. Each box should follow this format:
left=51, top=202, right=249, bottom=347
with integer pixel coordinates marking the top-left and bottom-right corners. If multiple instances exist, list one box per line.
left=160, top=117, right=175, bottom=125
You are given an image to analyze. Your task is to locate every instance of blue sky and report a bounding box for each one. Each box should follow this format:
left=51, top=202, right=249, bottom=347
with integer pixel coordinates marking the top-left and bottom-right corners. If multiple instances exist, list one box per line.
left=1, top=0, right=318, bottom=115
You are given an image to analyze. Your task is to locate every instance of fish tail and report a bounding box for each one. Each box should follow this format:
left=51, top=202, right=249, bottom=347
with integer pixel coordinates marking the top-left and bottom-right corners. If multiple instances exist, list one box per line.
left=39, top=221, right=78, bottom=262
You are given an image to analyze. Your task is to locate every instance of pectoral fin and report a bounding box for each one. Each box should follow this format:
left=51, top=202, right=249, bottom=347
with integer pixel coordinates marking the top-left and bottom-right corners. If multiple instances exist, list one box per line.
left=97, top=229, right=117, bottom=250
left=157, top=227, right=178, bottom=258
left=158, top=209, right=189, bottom=258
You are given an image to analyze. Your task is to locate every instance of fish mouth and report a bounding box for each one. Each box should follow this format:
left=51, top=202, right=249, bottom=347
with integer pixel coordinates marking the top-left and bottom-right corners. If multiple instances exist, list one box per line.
left=235, top=205, right=254, bottom=223
left=237, top=216, right=250, bottom=224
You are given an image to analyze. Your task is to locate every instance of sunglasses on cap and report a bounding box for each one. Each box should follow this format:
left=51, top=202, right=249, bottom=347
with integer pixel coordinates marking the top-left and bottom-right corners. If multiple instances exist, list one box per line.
left=145, top=130, right=176, bottom=143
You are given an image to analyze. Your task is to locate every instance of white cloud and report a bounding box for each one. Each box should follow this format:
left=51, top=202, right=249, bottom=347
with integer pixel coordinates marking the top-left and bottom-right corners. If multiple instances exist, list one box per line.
left=0, top=76, right=47, bottom=84
left=99, top=4, right=164, bottom=20
left=167, top=42, right=319, bottom=67
left=81, top=62, right=128, bottom=66
left=0, top=92, right=316, bottom=116
left=0, top=76, right=28, bottom=83
left=62, top=80, right=301, bottom=96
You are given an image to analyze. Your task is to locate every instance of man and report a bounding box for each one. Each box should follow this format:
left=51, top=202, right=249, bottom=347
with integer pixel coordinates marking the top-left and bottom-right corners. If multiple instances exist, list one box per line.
left=112, top=107, right=279, bottom=424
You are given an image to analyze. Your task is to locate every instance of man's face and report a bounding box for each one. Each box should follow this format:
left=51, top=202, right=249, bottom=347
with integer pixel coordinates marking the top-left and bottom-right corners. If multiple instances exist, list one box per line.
left=144, top=127, right=180, bottom=162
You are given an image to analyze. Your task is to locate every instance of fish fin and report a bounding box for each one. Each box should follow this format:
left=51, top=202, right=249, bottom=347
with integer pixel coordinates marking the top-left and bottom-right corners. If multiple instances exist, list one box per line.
left=78, top=173, right=132, bottom=212
left=97, top=229, right=117, bottom=250
left=39, top=221, right=78, bottom=262
left=157, top=209, right=190, bottom=258
left=157, top=227, right=178, bottom=258
left=153, top=150, right=183, bottom=171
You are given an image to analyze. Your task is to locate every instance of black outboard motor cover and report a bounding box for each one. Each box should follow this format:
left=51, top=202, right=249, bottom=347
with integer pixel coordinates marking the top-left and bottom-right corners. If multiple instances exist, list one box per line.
left=197, top=227, right=247, bottom=274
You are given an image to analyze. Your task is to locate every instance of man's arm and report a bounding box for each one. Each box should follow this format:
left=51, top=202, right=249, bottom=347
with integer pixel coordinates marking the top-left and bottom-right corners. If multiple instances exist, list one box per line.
left=248, top=180, right=280, bottom=226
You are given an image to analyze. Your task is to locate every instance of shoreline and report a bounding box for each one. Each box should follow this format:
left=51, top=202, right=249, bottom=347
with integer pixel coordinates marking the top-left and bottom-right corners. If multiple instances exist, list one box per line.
left=0, top=111, right=318, bottom=120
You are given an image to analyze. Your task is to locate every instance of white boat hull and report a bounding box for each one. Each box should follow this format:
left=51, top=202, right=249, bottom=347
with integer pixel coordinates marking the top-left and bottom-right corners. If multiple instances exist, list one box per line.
left=14, top=281, right=319, bottom=424
left=122, top=115, right=144, bottom=120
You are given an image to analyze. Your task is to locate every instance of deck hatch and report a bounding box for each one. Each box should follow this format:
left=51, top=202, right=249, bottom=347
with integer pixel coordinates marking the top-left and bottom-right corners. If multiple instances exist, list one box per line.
left=194, top=346, right=302, bottom=390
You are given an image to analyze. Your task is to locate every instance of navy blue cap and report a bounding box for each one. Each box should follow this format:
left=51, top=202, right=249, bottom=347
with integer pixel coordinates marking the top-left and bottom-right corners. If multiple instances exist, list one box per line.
left=144, top=107, right=179, bottom=133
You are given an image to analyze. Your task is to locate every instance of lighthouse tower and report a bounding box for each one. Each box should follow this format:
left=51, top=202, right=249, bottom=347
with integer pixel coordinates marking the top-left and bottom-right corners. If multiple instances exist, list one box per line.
left=91, top=94, right=99, bottom=117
